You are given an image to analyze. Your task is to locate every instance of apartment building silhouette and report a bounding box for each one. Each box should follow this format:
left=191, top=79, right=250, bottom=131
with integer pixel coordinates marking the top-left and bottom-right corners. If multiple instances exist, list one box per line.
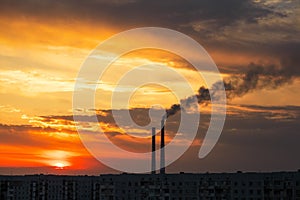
left=1, top=171, right=300, bottom=199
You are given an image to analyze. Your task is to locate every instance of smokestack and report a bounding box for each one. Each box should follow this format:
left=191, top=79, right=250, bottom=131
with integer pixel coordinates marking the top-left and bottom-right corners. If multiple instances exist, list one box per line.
left=151, top=127, right=156, bottom=174
left=160, top=116, right=166, bottom=174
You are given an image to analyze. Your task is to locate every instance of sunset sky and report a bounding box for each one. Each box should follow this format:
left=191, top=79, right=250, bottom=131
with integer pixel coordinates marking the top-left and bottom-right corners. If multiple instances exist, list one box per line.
left=0, top=0, right=299, bottom=175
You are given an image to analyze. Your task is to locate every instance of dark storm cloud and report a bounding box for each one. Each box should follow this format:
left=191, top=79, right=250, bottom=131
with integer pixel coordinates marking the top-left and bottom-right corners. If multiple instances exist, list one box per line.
left=1, top=0, right=298, bottom=77
left=0, top=0, right=271, bottom=29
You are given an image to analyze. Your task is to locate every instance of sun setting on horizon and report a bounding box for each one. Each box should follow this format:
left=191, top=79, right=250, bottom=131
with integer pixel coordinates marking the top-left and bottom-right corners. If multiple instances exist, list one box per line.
left=53, top=162, right=68, bottom=170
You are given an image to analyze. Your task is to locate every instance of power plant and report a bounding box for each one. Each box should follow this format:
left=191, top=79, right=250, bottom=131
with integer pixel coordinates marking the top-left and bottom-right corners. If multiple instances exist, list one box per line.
left=151, top=127, right=156, bottom=174
left=151, top=115, right=166, bottom=174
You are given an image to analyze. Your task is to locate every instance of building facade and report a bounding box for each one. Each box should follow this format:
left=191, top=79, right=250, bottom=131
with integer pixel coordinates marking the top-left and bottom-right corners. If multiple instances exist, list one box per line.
left=1, top=171, right=300, bottom=200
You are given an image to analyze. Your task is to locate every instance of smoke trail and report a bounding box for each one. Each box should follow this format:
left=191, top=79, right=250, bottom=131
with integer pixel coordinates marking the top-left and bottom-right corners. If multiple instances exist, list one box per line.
left=166, top=104, right=181, bottom=117
left=166, top=63, right=295, bottom=117
left=223, top=64, right=292, bottom=99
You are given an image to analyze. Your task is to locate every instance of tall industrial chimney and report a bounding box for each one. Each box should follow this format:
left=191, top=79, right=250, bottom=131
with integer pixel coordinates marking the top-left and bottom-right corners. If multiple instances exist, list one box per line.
left=160, top=116, right=166, bottom=174
left=151, top=127, right=156, bottom=174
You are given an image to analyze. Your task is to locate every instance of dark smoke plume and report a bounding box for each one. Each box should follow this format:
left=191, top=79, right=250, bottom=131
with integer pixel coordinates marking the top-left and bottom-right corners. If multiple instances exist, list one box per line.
left=223, top=63, right=292, bottom=99
left=166, top=104, right=181, bottom=117
left=166, top=63, right=295, bottom=117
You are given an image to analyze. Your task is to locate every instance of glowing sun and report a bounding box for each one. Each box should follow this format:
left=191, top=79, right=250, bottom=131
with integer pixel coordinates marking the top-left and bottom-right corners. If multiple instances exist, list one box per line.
left=54, top=162, right=66, bottom=169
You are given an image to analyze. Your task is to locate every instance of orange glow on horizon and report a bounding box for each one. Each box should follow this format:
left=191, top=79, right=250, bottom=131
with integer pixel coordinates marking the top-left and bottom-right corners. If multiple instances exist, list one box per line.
left=53, top=162, right=68, bottom=170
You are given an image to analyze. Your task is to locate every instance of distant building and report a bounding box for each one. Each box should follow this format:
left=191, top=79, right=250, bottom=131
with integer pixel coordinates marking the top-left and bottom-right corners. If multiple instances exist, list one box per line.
left=1, top=171, right=300, bottom=199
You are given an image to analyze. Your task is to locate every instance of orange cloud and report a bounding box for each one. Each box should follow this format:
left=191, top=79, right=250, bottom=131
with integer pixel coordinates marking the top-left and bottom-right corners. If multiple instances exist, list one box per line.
left=0, top=15, right=115, bottom=49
